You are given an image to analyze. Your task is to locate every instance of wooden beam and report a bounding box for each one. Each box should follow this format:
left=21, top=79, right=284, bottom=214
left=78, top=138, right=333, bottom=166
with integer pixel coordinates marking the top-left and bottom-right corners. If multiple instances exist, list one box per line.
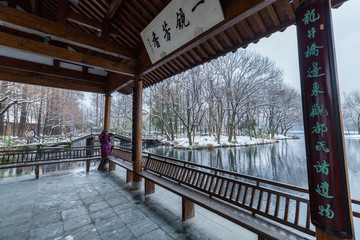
left=105, top=0, right=124, bottom=20
left=0, top=5, right=136, bottom=60
left=0, top=56, right=106, bottom=83
left=138, top=0, right=277, bottom=75
left=0, top=67, right=105, bottom=93
left=0, top=31, right=135, bottom=76
left=106, top=73, right=133, bottom=94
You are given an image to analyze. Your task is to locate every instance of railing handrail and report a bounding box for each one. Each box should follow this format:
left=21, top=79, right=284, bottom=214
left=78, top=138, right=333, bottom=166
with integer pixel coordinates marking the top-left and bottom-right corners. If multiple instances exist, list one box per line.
left=113, top=146, right=360, bottom=204
left=0, top=146, right=100, bottom=154
left=145, top=151, right=309, bottom=194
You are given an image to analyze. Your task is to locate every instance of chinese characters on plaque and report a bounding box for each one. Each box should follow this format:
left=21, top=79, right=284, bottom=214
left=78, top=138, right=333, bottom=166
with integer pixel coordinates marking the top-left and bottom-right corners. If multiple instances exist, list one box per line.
left=140, top=0, right=224, bottom=63
left=296, top=0, right=353, bottom=237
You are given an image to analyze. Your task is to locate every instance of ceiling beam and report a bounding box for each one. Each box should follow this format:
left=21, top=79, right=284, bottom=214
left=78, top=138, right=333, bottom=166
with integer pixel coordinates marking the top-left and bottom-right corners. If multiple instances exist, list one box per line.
left=0, top=5, right=136, bottom=60
left=106, top=73, right=133, bottom=94
left=138, top=0, right=277, bottom=75
left=0, top=67, right=105, bottom=93
left=0, top=31, right=135, bottom=76
left=105, top=0, right=124, bottom=20
left=0, top=56, right=107, bottom=83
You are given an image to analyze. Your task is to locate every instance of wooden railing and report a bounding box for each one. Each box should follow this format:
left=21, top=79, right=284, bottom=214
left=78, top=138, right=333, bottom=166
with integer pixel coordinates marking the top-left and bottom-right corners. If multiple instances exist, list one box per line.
left=0, top=146, right=100, bottom=165
left=112, top=147, right=360, bottom=238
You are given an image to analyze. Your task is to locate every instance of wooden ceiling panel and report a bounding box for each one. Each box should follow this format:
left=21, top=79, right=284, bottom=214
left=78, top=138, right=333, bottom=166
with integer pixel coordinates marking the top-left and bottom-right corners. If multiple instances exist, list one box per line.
left=3, top=0, right=347, bottom=94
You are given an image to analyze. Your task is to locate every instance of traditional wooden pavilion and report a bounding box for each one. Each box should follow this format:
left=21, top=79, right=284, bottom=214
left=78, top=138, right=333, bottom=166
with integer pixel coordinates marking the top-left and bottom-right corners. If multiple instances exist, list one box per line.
left=0, top=0, right=354, bottom=239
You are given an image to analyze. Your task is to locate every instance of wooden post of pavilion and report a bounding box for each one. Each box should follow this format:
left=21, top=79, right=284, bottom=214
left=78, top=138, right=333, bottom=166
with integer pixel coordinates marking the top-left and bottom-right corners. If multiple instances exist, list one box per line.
left=295, top=0, right=354, bottom=239
left=132, top=76, right=143, bottom=190
left=104, top=93, right=111, bottom=133
left=104, top=93, right=116, bottom=171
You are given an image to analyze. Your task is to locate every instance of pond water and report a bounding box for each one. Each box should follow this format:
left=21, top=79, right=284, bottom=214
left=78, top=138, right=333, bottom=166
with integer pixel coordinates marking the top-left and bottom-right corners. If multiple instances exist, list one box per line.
left=145, top=133, right=360, bottom=200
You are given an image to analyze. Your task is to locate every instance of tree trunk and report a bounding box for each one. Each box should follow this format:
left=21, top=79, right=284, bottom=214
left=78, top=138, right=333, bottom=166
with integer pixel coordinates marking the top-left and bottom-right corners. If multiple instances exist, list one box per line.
left=37, top=87, right=44, bottom=137
left=187, top=130, right=192, bottom=146
left=0, top=82, right=6, bottom=136
left=43, top=89, right=50, bottom=138
left=13, top=103, right=17, bottom=137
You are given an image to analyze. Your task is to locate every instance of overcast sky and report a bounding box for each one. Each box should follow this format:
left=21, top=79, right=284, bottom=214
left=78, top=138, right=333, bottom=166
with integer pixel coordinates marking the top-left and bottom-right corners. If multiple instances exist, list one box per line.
left=247, top=0, right=359, bottom=94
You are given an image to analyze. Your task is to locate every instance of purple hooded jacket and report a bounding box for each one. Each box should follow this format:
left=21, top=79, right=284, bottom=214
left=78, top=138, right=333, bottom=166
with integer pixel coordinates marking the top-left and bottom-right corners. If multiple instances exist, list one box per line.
left=99, top=134, right=111, bottom=157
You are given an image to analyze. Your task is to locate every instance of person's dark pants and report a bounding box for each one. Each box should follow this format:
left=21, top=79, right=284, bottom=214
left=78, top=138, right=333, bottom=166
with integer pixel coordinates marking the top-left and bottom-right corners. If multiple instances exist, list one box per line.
left=100, top=156, right=107, bottom=166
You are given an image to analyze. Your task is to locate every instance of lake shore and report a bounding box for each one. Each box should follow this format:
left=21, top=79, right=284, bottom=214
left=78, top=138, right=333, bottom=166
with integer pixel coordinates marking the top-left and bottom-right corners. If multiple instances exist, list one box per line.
left=160, top=134, right=296, bottom=150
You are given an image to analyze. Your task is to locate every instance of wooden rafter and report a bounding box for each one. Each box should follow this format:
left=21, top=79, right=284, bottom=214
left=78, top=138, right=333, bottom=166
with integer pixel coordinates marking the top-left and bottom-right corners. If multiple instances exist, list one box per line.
left=0, top=31, right=135, bottom=76
left=138, top=0, right=277, bottom=75
left=105, top=0, right=124, bottom=20
left=0, top=5, right=136, bottom=60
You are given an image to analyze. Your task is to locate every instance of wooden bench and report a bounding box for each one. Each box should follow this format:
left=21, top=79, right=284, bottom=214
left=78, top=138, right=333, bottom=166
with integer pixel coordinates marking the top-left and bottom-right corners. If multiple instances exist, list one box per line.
left=110, top=148, right=312, bottom=240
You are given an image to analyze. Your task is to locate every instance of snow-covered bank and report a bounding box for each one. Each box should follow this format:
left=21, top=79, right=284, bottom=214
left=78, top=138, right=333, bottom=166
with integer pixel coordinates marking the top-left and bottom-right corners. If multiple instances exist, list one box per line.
left=161, top=135, right=280, bottom=149
left=344, top=134, right=360, bottom=139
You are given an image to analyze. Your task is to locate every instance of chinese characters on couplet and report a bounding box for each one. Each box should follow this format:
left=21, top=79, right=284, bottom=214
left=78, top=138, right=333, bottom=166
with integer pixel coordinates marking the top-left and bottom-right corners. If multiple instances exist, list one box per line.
left=192, top=0, right=205, bottom=12
left=149, top=5, right=196, bottom=50
left=162, top=21, right=171, bottom=42
left=141, top=0, right=224, bottom=64
left=302, top=8, right=335, bottom=220
left=176, top=8, right=190, bottom=29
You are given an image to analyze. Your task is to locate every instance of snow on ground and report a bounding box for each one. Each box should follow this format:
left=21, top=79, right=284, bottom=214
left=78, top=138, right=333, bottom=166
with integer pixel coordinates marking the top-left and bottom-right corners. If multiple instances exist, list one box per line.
left=162, top=135, right=277, bottom=149
left=273, top=134, right=295, bottom=140
left=344, top=134, right=360, bottom=139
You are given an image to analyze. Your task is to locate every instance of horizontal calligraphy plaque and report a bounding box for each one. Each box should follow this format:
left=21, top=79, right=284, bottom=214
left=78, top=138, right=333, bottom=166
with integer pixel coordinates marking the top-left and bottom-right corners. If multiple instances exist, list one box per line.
left=296, top=0, right=353, bottom=237
left=140, top=0, right=224, bottom=64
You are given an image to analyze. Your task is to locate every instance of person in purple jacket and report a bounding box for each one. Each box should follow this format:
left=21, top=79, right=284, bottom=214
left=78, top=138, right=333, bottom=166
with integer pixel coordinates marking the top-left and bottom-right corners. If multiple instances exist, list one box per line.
left=98, top=129, right=111, bottom=171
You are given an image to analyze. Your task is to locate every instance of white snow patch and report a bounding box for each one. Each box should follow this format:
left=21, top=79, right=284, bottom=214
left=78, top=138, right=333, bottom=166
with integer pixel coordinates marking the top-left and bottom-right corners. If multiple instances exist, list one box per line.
left=162, top=135, right=276, bottom=149
left=344, top=134, right=360, bottom=139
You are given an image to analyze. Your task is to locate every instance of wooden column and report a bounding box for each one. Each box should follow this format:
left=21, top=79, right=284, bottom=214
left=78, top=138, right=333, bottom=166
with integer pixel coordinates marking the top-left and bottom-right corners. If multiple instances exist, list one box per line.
left=132, top=76, right=143, bottom=190
left=104, top=94, right=115, bottom=171
left=104, top=94, right=111, bottom=132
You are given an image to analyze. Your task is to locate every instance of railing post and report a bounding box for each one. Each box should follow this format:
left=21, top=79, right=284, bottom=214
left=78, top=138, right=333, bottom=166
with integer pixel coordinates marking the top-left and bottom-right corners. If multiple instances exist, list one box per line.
left=182, top=197, right=195, bottom=221
left=35, top=165, right=39, bottom=179
left=145, top=179, right=155, bottom=195
left=86, top=160, right=90, bottom=172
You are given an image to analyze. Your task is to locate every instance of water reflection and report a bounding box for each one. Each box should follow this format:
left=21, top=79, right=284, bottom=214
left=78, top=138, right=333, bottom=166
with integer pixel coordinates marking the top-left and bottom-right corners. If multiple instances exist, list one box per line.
left=146, top=134, right=360, bottom=195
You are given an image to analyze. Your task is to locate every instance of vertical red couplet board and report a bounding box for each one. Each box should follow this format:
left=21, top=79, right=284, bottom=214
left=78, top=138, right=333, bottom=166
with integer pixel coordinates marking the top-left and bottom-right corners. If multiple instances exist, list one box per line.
left=296, top=0, right=353, bottom=238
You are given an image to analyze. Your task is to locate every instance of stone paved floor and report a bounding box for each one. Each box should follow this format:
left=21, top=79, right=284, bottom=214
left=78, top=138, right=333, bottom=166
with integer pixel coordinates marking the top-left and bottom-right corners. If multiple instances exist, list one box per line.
left=0, top=167, right=257, bottom=240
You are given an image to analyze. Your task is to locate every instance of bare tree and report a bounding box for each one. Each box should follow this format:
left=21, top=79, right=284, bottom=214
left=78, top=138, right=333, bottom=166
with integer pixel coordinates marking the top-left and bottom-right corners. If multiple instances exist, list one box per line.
left=344, top=90, right=360, bottom=134
left=211, top=50, right=283, bottom=142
